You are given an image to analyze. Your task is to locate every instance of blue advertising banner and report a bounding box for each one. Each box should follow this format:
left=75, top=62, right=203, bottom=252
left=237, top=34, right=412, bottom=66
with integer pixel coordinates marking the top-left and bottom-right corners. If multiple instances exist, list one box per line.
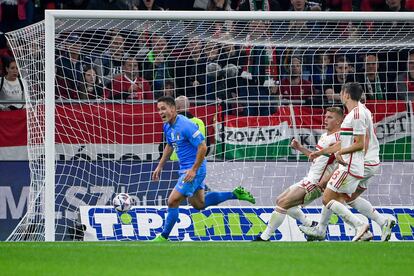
left=1, top=161, right=413, bottom=241
left=80, top=206, right=414, bottom=242
left=0, top=161, right=179, bottom=240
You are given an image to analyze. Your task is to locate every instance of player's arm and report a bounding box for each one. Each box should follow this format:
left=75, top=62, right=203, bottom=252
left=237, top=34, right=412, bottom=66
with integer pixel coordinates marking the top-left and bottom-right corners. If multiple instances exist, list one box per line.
left=183, top=141, right=207, bottom=183
left=152, top=144, right=174, bottom=181
left=318, top=167, right=336, bottom=190
left=291, top=138, right=312, bottom=158
left=309, top=141, right=341, bottom=161
left=335, top=134, right=364, bottom=165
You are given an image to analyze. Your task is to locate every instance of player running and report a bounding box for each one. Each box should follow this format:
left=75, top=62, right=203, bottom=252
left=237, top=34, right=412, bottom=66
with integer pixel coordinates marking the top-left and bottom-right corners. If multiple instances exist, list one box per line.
left=151, top=96, right=255, bottom=242
left=255, top=107, right=343, bottom=241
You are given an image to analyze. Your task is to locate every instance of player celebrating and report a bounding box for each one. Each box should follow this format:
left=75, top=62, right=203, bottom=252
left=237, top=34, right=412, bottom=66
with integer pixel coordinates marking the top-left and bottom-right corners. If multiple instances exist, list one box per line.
left=152, top=96, right=255, bottom=242
left=301, top=85, right=395, bottom=242
left=300, top=82, right=374, bottom=241
left=255, top=107, right=343, bottom=241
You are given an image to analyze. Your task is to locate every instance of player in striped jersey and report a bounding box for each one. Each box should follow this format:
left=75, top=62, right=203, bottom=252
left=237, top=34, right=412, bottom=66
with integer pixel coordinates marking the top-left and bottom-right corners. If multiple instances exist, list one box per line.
left=301, top=84, right=395, bottom=242
left=300, top=83, right=373, bottom=242
left=255, top=107, right=343, bottom=241
left=344, top=100, right=395, bottom=241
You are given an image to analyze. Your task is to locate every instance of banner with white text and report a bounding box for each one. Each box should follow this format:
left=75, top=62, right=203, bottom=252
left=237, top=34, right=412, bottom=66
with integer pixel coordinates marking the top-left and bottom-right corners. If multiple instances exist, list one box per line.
left=80, top=206, right=413, bottom=241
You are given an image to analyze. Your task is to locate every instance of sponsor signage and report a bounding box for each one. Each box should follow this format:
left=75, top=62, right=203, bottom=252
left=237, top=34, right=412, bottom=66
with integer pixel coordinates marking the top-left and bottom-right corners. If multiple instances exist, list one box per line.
left=80, top=206, right=413, bottom=241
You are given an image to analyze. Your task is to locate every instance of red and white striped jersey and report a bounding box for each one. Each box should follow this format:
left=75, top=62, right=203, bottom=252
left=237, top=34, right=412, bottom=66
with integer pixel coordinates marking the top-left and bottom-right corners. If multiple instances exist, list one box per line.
left=339, top=102, right=367, bottom=178
left=306, top=132, right=340, bottom=184
left=360, top=103, right=380, bottom=166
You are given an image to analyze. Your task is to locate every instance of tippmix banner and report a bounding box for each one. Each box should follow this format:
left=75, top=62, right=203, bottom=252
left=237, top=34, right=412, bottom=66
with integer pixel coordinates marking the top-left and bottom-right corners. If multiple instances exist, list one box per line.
left=79, top=206, right=414, bottom=242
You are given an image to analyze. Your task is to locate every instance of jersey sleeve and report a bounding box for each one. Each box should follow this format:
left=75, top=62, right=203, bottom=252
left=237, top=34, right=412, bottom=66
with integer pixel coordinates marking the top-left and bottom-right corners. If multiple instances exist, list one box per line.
left=183, top=120, right=205, bottom=148
left=164, top=124, right=173, bottom=146
left=353, top=110, right=367, bottom=136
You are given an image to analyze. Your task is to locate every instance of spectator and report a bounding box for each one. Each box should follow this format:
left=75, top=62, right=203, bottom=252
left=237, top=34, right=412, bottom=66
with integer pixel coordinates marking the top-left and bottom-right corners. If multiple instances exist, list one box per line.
left=0, top=34, right=13, bottom=76
left=77, top=66, right=104, bottom=100
left=138, top=0, right=163, bottom=10
left=219, top=42, right=246, bottom=110
left=206, top=0, right=232, bottom=10
left=0, top=0, right=34, bottom=33
left=109, top=55, right=153, bottom=100
left=238, top=0, right=282, bottom=11
left=55, top=34, right=93, bottom=99
left=356, top=53, right=396, bottom=100
left=289, top=0, right=321, bottom=11
left=385, top=0, right=406, bottom=11
left=396, top=51, right=414, bottom=100
left=177, top=39, right=207, bottom=99
left=144, top=35, right=174, bottom=99
left=324, top=56, right=355, bottom=102
left=162, top=79, right=175, bottom=98
left=0, top=57, right=25, bottom=110
left=94, top=33, right=125, bottom=87
left=311, top=52, right=334, bottom=96
left=237, top=20, right=278, bottom=116
left=279, top=56, right=314, bottom=103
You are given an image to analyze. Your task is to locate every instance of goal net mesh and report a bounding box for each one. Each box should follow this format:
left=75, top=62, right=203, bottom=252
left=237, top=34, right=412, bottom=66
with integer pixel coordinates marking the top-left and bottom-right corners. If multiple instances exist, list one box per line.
left=5, top=14, right=414, bottom=241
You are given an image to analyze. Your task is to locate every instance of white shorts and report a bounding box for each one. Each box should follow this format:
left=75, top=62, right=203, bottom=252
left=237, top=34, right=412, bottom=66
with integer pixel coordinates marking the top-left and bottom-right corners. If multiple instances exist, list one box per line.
left=327, top=168, right=362, bottom=196
left=357, top=164, right=380, bottom=190
left=290, top=179, right=322, bottom=205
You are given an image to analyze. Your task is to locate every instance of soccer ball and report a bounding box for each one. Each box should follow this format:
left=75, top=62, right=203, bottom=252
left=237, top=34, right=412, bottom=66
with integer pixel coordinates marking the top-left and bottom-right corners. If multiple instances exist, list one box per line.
left=113, top=193, right=132, bottom=212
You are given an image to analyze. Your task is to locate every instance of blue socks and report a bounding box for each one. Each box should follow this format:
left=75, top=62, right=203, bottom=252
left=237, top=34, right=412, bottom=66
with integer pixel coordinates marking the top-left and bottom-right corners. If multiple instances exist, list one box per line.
left=161, top=207, right=179, bottom=239
left=161, top=193, right=237, bottom=238
left=204, top=192, right=236, bottom=208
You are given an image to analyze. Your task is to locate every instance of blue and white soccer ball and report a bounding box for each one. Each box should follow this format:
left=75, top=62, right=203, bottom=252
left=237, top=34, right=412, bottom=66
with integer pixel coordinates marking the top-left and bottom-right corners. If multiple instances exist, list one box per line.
left=113, top=193, right=132, bottom=212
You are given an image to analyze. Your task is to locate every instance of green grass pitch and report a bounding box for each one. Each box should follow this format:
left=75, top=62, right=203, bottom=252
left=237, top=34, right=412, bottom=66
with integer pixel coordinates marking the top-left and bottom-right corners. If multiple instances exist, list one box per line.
left=1, top=242, right=413, bottom=275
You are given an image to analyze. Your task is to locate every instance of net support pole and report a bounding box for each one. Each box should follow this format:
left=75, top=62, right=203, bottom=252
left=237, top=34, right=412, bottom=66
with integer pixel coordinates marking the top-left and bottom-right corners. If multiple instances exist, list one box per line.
left=44, top=11, right=56, bottom=241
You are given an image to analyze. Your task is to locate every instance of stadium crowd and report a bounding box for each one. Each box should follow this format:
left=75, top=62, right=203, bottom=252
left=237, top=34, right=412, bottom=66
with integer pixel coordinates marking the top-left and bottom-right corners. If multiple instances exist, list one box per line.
left=1, top=0, right=414, bottom=115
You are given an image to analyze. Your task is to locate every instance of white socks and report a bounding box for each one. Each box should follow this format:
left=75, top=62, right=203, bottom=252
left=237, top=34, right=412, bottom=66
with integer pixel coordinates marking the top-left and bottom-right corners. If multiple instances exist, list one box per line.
left=287, top=206, right=313, bottom=227
left=327, top=200, right=365, bottom=229
left=260, top=207, right=286, bottom=240
left=317, top=205, right=333, bottom=232
left=348, top=197, right=386, bottom=227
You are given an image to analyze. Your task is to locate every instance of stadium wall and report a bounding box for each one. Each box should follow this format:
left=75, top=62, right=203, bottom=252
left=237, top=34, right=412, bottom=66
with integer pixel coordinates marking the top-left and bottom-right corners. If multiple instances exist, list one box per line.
left=0, top=161, right=412, bottom=240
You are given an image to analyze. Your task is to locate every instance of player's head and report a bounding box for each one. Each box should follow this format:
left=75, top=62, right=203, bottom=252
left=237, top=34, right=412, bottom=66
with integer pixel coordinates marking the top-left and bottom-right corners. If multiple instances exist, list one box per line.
left=175, top=95, right=190, bottom=113
left=324, top=106, right=344, bottom=132
left=157, top=96, right=177, bottom=123
left=340, top=82, right=363, bottom=104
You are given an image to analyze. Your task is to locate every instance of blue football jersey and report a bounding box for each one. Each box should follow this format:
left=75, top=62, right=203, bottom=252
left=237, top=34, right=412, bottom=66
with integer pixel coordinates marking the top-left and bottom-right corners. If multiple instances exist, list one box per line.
left=164, top=115, right=206, bottom=174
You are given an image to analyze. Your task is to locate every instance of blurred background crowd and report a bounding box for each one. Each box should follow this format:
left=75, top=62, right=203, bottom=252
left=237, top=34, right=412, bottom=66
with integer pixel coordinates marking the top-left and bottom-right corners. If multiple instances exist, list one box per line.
left=1, top=0, right=414, bottom=115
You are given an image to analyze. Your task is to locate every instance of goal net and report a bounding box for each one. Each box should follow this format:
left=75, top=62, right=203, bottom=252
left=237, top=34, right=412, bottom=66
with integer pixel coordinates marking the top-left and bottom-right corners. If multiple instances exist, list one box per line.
left=5, top=11, right=414, bottom=241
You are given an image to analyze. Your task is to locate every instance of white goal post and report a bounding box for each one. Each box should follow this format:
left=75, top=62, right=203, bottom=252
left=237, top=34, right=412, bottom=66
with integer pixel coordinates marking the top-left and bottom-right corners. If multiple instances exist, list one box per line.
left=5, top=10, right=414, bottom=241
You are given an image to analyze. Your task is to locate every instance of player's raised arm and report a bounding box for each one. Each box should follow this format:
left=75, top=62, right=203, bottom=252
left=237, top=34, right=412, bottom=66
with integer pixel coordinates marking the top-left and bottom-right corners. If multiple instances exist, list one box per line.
left=290, top=138, right=312, bottom=158
left=152, top=144, right=174, bottom=181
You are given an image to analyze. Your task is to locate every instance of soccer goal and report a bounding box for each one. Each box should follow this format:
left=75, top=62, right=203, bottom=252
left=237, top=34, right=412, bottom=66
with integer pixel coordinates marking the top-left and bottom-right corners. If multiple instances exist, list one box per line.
left=5, top=10, right=414, bottom=241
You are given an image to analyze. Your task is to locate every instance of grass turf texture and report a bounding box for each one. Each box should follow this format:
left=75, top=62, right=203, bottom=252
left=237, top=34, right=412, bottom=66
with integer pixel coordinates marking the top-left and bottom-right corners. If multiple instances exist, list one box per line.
left=1, top=242, right=413, bottom=275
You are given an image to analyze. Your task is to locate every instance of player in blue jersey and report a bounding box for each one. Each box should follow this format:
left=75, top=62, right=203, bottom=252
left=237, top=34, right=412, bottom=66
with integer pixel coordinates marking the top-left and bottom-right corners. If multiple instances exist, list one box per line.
left=151, top=96, right=256, bottom=242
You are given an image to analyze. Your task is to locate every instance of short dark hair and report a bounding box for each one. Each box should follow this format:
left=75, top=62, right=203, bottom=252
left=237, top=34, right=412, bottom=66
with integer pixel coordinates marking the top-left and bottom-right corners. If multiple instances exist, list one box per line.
left=326, top=106, right=344, bottom=118
left=342, top=82, right=363, bottom=101
left=157, top=96, right=176, bottom=107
